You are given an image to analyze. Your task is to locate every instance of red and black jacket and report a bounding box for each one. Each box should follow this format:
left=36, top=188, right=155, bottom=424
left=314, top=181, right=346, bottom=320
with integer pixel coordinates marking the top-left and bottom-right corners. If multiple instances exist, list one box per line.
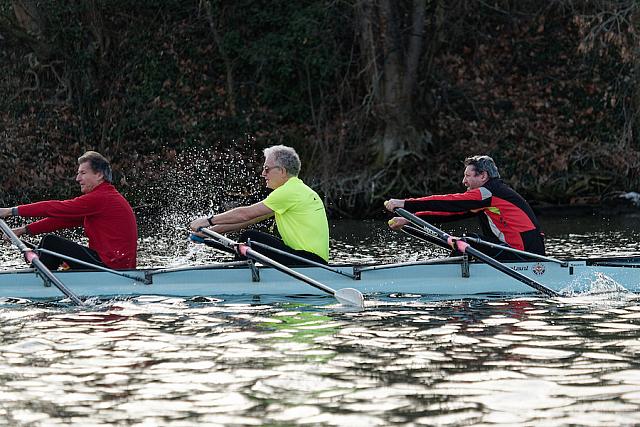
left=403, top=178, right=545, bottom=254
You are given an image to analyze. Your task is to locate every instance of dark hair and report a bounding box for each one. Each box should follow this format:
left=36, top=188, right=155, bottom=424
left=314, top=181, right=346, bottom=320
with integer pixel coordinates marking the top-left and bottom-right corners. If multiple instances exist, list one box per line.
left=464, top=155, right=500, bottom=178
left=78, top=151, right=113, bottom=183
left=263, top=145, right=301, bottom=176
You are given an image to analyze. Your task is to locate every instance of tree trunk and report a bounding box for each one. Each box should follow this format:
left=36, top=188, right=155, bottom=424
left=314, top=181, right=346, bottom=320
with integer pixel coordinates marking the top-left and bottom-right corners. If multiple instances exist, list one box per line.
left=11, top=0, right=52, bottom=60
left=356, top=0, right=428, bottom=165
left=204, top=0, right=237, bottom=117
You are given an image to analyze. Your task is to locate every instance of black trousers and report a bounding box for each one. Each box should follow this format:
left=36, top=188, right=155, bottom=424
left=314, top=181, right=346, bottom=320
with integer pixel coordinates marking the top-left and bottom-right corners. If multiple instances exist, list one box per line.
left=238, top=229, right=328, bottom=266
left=37, top=234, right=106, bottom=270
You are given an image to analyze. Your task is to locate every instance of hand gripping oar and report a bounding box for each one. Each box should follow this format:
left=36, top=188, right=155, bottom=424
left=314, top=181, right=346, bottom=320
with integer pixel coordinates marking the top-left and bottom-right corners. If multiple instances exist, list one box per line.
left=198, top=228, right=365, bottom=308
left=0, top=220, right=83, bottom=305
left=394, top=208, right=560, bottom=297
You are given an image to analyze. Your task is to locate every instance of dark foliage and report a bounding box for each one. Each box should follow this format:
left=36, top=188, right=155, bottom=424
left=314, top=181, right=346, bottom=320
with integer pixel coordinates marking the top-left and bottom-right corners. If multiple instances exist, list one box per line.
left=0, top=0, right=637, bottom=216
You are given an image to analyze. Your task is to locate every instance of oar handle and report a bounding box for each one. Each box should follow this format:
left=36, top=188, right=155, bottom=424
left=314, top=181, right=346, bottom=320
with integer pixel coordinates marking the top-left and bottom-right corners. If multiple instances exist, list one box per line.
left=396, top=208, right=450, bottom=240
left=396, top=208, right=460, bottom=249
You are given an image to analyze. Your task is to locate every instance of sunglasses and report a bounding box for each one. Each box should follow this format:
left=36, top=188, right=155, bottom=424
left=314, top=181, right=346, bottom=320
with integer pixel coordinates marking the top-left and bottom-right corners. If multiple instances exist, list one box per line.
left=262, top=165, right=282, bottom=173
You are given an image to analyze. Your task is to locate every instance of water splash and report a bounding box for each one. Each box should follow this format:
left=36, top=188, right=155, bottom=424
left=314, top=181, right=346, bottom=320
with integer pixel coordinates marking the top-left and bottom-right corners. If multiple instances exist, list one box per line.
left=127, top=146, right=265, bottom=266
left=559, top=272, right=638, bottom=306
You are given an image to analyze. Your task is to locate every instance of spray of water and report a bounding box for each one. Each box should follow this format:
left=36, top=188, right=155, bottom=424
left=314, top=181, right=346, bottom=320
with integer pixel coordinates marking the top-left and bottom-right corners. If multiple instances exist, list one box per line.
left=126, top=144, right=265, bottom=267
left=558, top=272, right=638, bottom=306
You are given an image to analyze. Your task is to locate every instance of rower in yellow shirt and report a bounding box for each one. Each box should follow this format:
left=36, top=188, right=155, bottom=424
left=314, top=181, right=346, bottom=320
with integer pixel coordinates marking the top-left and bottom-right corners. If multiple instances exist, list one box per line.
left=190, top=145, right=329, bottom=265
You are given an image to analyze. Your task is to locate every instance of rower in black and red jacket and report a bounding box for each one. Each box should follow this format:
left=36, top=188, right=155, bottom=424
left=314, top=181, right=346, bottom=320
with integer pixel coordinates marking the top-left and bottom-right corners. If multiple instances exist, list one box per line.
left=384, top=155, right=545, bottom=260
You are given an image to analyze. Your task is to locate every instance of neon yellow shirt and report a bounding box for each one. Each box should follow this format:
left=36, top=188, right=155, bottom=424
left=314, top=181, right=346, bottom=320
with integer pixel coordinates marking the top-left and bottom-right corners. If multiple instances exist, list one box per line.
left=263, top=177, right=329, bottom=261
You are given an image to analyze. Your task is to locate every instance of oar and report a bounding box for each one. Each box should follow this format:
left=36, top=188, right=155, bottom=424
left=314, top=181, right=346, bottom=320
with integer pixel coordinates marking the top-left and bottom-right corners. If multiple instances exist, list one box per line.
left=245, top=240, right=359, bottom=280
left=394, top=208, right=560, bottom=297
left=35, top=248, right=150, bottom=284
left=401, top=224, right=453, bottom=251
left=0, top=220, right=84, bottom=305
left=192, top=234, right=358, bottom=279
left=403, top=225, right=566, bottom=265
left=460, top=235, right=567, bottom=266
left=198, top=228, right=365, bottom=308
left=189, top=234, right=236, bottom=255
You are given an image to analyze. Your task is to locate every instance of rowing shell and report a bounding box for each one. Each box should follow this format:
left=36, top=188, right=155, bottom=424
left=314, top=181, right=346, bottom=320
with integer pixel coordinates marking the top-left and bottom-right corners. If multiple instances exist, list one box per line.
left=0, top=256, right=637, bottom=300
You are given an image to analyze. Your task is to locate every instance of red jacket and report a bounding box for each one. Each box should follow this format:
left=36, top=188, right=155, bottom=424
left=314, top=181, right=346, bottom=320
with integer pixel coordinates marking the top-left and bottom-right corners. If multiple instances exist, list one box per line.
left=18, top=182, right=138, bottom=269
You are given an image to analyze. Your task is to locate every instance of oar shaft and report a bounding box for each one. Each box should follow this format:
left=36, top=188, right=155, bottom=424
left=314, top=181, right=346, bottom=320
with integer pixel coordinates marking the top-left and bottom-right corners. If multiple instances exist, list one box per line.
left=199, top=228, right=336, bottom=294
left=463, top=244, right=559, bottom=296
left=240, top=245, right=336, bottom=296
left=462, top=235, right=566, bottom=266
left=402, top=225, right=454, bottom=251
left=395, top=208, right=559, bottom=297
left=248, top=240, right=357, bottom=279
left=31, top=258, right=84, bottom=305
left=406, top=222, right=565, bottom=266
left=36, top=248, right=148, bottom=284
left=396, top=209, right=449, bottom=240
left=197, top=228, right=364, bottom=308
left=0, top=220, right=83, bottom=305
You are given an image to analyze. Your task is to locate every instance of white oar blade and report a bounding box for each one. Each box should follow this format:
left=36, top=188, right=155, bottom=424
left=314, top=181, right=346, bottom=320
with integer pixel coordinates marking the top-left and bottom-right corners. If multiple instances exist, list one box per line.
left=335, top=288, right=364, bottom=308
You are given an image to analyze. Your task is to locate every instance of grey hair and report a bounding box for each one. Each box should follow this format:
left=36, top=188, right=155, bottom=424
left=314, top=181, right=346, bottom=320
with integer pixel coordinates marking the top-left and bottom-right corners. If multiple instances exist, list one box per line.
left=464, top=155, right=500, bottom=178
left=78, top=151, right=113, bottom=183
left=263, top=145, right=301, bottom=176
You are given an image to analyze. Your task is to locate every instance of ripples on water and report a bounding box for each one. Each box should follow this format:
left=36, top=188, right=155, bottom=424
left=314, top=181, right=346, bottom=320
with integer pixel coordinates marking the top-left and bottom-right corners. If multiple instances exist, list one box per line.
left=2, top=296, right=640, bottom=425
left=0, top=215, right=639, bottom=425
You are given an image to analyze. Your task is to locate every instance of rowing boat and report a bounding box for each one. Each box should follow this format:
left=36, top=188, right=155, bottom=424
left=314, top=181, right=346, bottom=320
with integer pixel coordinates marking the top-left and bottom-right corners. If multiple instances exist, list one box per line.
left=0, top=256, right=637, bottom=300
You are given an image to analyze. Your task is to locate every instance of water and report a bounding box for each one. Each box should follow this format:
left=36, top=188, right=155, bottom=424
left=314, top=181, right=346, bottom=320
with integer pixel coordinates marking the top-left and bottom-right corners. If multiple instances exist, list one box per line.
left=1, top=214, right=640, bottom=425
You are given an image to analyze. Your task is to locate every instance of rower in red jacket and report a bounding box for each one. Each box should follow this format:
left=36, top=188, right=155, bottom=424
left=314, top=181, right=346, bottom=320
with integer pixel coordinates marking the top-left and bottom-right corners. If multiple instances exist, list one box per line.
left=0, top=151, right=138, bottom=270
left=384, top=155, right=545, bottom=260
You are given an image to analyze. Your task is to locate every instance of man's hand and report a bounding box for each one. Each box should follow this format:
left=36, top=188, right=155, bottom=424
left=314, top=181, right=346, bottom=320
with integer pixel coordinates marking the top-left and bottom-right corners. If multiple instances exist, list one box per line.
left=447, top=236, right=462, bottom=251
left=2, top=226, right=26, bottom=242
left=189, top=216, right=211, bottom=232
left=387, top=217, right=409, bottom=230
left=0, top=208, right=12, bottom=218
left=383, top=199, right=404, bottom=212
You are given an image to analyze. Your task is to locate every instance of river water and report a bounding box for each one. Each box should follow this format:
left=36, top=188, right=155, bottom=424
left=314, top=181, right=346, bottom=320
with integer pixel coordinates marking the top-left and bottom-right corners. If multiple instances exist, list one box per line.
left=0, top=214, right=640, bottom=426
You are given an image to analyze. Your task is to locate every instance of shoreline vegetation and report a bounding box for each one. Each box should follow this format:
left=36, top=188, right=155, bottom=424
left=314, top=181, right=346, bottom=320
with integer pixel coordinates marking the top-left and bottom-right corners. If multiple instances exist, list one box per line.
left=1, top=1, right=639, bottom=218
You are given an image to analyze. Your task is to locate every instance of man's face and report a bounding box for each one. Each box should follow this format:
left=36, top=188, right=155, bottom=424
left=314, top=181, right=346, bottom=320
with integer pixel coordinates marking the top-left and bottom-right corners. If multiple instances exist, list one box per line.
left=462, top=165, right=488, bottom=190
left=261, top=156, right=288, bottom=190
left=76, top=162, right=103, bottom=194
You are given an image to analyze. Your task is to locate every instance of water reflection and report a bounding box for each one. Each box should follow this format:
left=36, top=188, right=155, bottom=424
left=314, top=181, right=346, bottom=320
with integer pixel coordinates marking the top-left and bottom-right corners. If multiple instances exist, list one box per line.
left=2, top=297, right=640, bottom=425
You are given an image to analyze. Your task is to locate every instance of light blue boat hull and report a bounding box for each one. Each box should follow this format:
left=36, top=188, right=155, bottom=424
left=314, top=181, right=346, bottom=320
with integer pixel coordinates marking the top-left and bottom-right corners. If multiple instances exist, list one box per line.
left=0, top=257, right=638, bottom=301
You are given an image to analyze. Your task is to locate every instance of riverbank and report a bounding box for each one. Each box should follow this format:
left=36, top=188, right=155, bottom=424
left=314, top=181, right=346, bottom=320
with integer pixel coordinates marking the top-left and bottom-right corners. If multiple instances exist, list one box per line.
left=1, top=2, right=639, bottom=215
